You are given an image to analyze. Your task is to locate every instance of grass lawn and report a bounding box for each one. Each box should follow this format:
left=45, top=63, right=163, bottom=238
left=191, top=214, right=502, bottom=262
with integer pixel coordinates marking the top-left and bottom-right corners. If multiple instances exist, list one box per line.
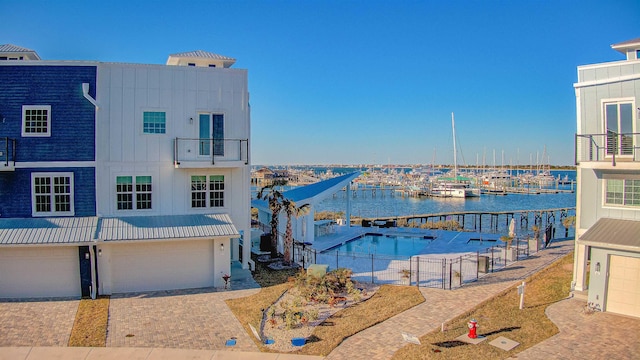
left=392, top=252, right=574, bottom=359
left=68, top=296, right=109, bottom=347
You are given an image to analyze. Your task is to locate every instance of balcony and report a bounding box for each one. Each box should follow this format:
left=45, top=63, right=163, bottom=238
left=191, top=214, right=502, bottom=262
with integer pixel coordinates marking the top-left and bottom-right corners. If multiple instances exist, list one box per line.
left=575, top=132, right=640, bottom=168
left=173, top=138, right=248, bottom=168
left=0, top=137, right=16, bottom=171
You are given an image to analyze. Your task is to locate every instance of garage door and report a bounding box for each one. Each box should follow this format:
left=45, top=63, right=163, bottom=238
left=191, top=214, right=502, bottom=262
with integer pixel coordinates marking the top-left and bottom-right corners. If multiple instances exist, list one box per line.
left=606, top=255, right=640, bottom=318
left=110, top=240, right=214, bottom=293
left=0, top=247, right=80, bottom=298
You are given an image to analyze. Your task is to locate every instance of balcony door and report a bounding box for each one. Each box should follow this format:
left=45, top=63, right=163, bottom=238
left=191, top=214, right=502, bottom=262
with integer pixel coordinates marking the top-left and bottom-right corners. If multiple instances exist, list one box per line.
left=605, top=102, right=634, bottom=157
left=198, top=114, right=224, bottom=157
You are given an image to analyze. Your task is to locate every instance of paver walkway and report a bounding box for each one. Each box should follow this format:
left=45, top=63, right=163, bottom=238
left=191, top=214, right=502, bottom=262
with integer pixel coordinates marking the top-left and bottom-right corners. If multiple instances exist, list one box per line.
left=513, top=297, right=640, bottom=359
left=326, top=238, right=575, bottom=360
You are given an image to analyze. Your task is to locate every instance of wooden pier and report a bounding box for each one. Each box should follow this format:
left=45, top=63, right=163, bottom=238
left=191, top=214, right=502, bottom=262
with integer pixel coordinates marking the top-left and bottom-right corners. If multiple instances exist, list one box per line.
left=364, top=207, right=575, bottom=233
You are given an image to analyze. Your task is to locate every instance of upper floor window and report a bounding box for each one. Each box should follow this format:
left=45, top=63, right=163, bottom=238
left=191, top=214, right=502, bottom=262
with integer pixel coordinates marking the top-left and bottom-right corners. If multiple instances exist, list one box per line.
left=31, top=172, right=74, bottom=216
left=22, top=105, right=51, bottom=137
left=116, top=175, right=153, bottom=210
left=190, top=175, right=225, bottom=208
left=604, top=100, right=634, bottom=157
left=143, top=111, right=166, bottom=134
left=605, top=179, right=640, bottom=207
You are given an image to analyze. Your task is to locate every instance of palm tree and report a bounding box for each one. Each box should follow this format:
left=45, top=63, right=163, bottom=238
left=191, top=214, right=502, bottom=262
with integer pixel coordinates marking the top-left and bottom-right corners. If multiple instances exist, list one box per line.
left=257, top=179, right=288, bottom=258
left=281, top=198, right=310, bottom=265
left=562, top=216, right=576, bottom=238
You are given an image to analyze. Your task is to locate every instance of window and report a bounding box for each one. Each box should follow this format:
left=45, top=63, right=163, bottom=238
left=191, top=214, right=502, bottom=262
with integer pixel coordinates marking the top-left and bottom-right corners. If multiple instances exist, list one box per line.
left=209, top=175, right=224, bottom=207
left=191, top=176, right=207, bottom=208
left=606, top=179, right=640, bottom=207
left=31, top=173, right=74, bottom=216
left=116, top=176, right=152, bottom=210
left=22, top=105, right=51, bottom=137
left=191, top=175, right=225, bottom=208
left=143, top=111, right=166, bottom=134
left=604, top=100, right=634, bottom=157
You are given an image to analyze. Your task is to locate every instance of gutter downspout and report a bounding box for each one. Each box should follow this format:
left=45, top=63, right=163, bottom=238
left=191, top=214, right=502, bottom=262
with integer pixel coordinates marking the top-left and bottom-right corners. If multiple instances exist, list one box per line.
left=82, top=83, right=99, bottom=109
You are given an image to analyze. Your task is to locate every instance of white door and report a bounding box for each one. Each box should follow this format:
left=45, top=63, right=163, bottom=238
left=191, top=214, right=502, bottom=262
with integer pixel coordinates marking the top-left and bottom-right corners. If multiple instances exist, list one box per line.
left=606, top=255, right=640, bottom=318
left=110, top=240, right=215, bottom=293
left=0, top=247, right=80, bottom=298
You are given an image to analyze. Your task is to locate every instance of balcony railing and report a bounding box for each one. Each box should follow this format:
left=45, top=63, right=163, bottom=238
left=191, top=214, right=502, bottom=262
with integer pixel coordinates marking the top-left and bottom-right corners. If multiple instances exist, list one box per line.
left=575, top=132, right=640, bottom=165
left=0, top=137, right=16, bottom=171
left=174, top=138, right=248, bottom=168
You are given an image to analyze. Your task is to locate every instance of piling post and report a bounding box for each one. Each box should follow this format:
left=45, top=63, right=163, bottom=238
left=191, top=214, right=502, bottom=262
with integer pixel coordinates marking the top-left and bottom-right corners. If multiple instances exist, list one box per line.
left=416, top=256, right=420, bottom=287
left=371, top=253, right=374, bottom=284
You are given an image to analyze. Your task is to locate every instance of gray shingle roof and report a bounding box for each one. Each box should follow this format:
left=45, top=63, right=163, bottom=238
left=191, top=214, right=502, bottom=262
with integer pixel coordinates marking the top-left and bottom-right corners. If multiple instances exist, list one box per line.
left=0, top=217, right=98, bottom=245
left=579, top=218, right=640, bottom=250
left=169, top=50, right=235, bottom=61
left=97, top=214, right=239, bottom=241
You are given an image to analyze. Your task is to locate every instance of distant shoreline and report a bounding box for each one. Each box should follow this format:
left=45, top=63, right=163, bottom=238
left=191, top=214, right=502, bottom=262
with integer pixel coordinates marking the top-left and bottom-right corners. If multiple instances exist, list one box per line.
left=253, top=164, right=577, bottom=170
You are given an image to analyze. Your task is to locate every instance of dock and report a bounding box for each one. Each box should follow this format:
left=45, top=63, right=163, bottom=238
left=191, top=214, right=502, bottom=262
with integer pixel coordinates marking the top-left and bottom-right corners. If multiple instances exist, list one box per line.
left=363, top=207, right=576, bottom=233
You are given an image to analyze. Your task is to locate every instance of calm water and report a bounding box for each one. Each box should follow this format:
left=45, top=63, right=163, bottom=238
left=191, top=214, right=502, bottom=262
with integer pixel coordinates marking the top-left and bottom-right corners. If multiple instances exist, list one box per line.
left=316, top=170, right=576, bottom=219
left=253, top=168, right=576, bottom=235
left=325, top=234, right=431, bottom=257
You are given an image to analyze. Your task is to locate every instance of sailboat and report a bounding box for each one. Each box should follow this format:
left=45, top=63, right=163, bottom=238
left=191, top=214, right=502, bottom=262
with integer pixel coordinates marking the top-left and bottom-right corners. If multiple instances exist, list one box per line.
left=430, top=113, right=481, bottom=198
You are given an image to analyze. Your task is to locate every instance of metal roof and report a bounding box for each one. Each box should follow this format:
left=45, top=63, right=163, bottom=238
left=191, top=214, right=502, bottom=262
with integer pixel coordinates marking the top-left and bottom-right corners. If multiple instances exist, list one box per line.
left=579, top=218, right=640, bottom=251
left=168, top=50, right=235, bottom=61
left=96, top=214, right=239, bottom=241
left=0, top=44, right=41, bottom=60
left=252, top=172, right=361, bottom=211
left=0, top=44, right=36, bottom=53
left=0, top=217, right=97, bottom=245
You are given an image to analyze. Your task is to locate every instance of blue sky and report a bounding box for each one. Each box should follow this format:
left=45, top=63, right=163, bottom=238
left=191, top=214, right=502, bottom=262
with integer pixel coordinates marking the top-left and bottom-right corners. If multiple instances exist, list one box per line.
left=3, top=1, right=639, bottom=166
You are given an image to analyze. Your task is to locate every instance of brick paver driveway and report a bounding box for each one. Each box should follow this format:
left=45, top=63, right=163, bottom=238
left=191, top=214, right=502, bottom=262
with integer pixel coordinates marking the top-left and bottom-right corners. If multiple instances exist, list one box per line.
left=0, top=298, right=79, bottom=346
left=106, top=287, right=260, bottom=352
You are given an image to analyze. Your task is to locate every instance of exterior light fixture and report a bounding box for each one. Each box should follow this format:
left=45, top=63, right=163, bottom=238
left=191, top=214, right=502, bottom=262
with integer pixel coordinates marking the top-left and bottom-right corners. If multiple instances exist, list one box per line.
left=595, top=262, right=601, bottom=274
left=98, top=249, right=102, bottom=256
left=189, top=117, right=193, bottom=124
left=85, top=253, right=90, bottom=260
left=220, top=243, right=224, bottom=252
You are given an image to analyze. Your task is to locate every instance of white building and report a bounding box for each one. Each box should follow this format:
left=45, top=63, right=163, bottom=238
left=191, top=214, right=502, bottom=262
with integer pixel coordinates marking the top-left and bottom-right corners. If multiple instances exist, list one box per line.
left=573, top=38, right=640, bottom=318
left=93, top=51, right=251, bottom=294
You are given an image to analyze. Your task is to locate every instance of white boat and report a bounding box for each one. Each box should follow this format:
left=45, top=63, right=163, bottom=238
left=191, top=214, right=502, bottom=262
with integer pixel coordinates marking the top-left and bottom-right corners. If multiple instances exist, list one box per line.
left=430, top=113, right=481, bottom=198
left=431, top=181, right=480, bottom=198
left=481, top=170, right=514, bottom=189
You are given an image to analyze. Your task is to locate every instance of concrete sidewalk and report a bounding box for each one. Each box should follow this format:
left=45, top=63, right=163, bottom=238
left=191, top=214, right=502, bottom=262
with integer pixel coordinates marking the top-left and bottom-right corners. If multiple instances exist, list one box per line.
left=0, top=347, right=324, bottom=360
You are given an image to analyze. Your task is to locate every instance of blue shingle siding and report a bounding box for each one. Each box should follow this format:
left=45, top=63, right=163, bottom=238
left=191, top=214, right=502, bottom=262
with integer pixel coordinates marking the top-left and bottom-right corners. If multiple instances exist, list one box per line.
left=0, top=65, right=96, bottom=162
left=0, top=167, right=96, bottom=218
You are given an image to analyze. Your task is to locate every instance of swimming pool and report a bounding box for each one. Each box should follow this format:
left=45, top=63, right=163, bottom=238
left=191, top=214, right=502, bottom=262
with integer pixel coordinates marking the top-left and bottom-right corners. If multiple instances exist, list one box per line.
left=323, top=233, right=435, bottom=258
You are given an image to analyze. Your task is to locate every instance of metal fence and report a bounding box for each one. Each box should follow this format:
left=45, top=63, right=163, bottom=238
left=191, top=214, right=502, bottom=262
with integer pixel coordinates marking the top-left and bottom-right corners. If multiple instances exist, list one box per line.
left=296, top=233, right=550, bottom=290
